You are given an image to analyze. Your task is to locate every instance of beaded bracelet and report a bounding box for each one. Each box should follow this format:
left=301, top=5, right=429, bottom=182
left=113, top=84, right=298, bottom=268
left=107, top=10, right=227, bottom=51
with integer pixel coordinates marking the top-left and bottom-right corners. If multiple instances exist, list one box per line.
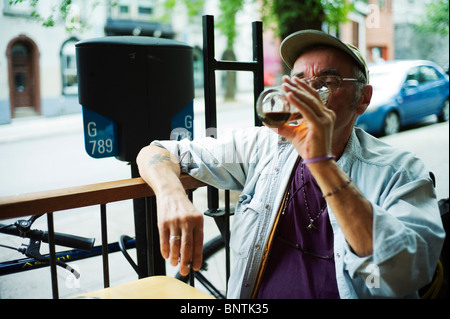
left=303, top=154, right=335, bottom=164
left=322, top=179, right=352, bottom=199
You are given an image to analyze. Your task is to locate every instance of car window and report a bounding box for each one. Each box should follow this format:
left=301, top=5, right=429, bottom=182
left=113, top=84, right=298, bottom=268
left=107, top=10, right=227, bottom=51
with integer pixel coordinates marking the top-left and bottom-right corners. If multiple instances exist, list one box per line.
left=406, top=66, right=420, bottom=82
left=419, top=66, right=441, bottom=83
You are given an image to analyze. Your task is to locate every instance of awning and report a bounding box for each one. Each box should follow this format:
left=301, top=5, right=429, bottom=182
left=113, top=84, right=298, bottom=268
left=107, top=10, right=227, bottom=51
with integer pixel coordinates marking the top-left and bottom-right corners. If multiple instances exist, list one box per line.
left=104, top=18, right=175, bottom=38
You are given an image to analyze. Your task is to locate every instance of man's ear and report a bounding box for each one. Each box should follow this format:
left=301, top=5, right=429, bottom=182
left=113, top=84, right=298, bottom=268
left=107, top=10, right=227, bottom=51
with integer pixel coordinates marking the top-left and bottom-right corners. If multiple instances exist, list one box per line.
left=356, top=85, right=373, bottom=115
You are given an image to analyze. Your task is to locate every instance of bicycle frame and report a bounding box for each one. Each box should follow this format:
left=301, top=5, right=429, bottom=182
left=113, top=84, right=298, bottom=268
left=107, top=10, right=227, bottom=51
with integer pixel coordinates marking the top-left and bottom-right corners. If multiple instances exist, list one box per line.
left=0, top=238, right=136, bottom=276
left=1, top=234, right=228, bottom=299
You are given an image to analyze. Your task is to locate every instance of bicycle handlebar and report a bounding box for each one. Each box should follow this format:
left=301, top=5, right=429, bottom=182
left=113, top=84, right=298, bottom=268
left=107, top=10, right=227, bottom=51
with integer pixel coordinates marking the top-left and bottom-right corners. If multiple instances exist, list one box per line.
left=0, top=224, right=95, bottom=251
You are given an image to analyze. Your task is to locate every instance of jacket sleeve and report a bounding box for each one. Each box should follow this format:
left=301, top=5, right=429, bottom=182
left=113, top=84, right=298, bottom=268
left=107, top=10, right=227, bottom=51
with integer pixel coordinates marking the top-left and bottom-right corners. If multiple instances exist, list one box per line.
left=343, top=159, right=445, bottom=298
left=150, top=126, right=277, bottom=191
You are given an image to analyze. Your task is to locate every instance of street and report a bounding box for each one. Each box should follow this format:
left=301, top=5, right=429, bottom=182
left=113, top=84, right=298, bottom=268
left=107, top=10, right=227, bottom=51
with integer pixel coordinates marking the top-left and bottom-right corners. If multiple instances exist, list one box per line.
left=0, top=93, right=448, bottom=298
left=380, top=120, right=449, bottom=201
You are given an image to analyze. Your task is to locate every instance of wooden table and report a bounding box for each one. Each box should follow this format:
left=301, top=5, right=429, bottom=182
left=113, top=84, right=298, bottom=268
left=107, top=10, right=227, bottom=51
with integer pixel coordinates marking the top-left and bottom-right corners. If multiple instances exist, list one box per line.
left=75, top=276, right=215, bottom=299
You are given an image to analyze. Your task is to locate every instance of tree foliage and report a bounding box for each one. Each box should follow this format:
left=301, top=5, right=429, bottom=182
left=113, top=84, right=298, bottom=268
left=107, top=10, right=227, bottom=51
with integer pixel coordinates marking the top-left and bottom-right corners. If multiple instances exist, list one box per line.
left=9, top=0, right=99, bottom=32
left=216, top=0, right=245, bottom=49
left=416, top=0, right=449, bottom=36
left=261, top=0, right=355, bottom=39
left=10, top=0, right=360, bottom=98
left=162, top=0, right=205, bottom=19
left=10, top=0, right=357, bottom=48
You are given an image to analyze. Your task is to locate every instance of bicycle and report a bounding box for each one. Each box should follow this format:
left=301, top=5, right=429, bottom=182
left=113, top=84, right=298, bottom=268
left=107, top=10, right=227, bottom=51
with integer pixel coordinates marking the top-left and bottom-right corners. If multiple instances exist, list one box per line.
left=0, top=213, right=229, bottom=299
left=0, top=214, right=96, bottom=279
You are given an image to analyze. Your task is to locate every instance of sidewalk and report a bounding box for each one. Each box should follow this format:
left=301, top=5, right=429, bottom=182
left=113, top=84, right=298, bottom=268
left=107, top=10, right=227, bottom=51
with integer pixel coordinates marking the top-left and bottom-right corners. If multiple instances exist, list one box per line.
left=0, top=113, right=83, bottom=144
left=0, top=91, right=256, bottom=144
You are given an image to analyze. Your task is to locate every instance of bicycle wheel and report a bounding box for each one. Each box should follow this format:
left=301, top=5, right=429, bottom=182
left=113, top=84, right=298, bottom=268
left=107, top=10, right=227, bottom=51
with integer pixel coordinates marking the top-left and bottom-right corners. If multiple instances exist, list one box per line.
left=175, top=235, right=227, bottom=299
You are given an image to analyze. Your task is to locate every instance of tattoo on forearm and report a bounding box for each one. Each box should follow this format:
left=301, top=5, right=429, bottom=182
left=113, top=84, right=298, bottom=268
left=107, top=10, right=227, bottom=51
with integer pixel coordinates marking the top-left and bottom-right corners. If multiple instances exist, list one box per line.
left=148, top=154, right=171, bottom=166
left=350, top=184, right=365, bottom=199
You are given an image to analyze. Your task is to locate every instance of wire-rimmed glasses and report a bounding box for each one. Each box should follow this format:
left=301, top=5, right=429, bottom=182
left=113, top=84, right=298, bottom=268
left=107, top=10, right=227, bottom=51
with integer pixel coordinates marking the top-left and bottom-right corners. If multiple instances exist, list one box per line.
left=297, top=75, right=364, bottom=92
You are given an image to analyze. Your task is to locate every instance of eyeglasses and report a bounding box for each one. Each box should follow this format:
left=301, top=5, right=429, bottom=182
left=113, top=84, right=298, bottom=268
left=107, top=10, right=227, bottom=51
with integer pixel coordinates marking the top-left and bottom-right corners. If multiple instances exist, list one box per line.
left=277, top=235, right=334, bottom=260
left=293, top=75, right=364, bottom=92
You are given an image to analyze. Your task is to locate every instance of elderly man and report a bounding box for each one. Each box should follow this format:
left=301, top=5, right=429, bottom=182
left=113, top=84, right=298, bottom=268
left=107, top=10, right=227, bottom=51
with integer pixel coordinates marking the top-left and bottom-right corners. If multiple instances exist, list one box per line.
left=137, top=30, right=444, bottom=298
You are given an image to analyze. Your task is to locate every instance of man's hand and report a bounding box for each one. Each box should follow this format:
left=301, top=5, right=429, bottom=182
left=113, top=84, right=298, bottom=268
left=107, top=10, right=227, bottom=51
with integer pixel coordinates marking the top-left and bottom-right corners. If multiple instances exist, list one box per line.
left=156, top=189, right=204, bottom=276
left=275, top=75, right=336, bottom=160
left=137, top=145, right=204, bottom=276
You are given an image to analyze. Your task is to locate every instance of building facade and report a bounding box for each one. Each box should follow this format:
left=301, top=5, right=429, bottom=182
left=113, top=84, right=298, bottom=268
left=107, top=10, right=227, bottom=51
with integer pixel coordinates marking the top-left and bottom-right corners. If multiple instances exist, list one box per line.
left=0, top=0, right=374, bottom=125
left=0, top=0, right=108, bottom=124
left=0, top=0, right=260, bottom=124
left=365, top=0, right=395, bottom=62
left=393, top=0, right=449, bottom=68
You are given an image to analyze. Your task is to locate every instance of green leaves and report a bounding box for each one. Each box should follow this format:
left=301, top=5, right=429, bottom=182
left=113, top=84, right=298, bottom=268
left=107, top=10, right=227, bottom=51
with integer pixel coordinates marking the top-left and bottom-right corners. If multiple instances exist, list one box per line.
left=260, top=0, right=354, bottom=38
left=9, top=0, right=82, bottom=33
left=416, top=0, right=449, bottom=35
left=216, top=0, right=245, bottom=49
left=321, top=0, right=354, bottom=29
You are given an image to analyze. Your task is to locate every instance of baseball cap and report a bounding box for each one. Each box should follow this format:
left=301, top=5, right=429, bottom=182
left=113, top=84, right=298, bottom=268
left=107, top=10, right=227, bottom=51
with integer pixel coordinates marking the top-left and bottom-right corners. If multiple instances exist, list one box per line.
left=280, top=29, right=369, bottom=83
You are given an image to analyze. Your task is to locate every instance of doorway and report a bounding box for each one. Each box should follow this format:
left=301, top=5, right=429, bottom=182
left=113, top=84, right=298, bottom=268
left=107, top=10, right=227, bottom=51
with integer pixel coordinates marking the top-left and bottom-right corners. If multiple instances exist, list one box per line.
left=7, top=35, right=41, bottom=117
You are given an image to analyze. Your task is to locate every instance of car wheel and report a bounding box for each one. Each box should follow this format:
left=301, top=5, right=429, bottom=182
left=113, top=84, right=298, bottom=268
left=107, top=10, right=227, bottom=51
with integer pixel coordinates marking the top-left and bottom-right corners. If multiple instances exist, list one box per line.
left=383, top=111, right=400, bottom=135
left=437, top=99, right=449, bottom=122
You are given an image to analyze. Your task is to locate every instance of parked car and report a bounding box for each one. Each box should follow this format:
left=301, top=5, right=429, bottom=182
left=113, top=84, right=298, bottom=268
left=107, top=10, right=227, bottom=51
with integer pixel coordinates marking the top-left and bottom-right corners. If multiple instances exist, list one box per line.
left=356, top=60, right=449, bottom=136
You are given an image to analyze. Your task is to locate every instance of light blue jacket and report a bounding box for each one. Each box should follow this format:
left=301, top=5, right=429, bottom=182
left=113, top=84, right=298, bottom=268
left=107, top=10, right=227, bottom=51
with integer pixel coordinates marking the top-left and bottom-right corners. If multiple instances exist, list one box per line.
left=152, top=127, right=445, bottom=299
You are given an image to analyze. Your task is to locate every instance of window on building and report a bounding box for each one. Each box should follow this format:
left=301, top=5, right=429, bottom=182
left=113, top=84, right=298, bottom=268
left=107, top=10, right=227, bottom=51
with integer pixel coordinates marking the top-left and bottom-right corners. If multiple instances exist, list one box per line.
left=112, top=0, right=156, bottom=20
left=11, top=43, right=30, bottom=93
left=370, top=46, right=387, bottom=62
left=113, top=0, right=131, bottom=19
left=138, top=0, right=154, bottom=17
left=3, top=0, right=34, bottom=16
left=11, top=42, right=29, bottom=57
left=193, top=46, right=204, bottom=88
left=61, top=38, right=78, bottom=95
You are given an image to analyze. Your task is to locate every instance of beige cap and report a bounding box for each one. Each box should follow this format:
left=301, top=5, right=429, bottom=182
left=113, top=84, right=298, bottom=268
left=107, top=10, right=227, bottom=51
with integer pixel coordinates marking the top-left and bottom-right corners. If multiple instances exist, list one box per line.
left=280, top=29, right=369, bottom=83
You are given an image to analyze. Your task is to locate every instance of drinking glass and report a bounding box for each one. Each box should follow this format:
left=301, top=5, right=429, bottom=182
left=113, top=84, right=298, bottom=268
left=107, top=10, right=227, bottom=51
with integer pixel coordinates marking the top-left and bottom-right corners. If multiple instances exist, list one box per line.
left=256, top=79, right=331, bottom=127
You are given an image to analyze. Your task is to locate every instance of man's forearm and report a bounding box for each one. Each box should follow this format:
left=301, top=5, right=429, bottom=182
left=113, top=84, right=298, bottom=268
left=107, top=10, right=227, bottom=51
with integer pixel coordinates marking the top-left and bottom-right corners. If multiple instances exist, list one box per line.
left=136, top=144, right=204, bottom=275
left=308, top=160, right=373, bottom=256
left=136, top=144, right=183, bottom=196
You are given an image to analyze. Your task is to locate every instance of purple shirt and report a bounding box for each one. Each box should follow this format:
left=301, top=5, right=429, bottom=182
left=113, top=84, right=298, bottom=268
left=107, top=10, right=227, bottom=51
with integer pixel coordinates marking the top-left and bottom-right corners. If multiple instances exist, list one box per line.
left=256, top=160, right=340, bottom=299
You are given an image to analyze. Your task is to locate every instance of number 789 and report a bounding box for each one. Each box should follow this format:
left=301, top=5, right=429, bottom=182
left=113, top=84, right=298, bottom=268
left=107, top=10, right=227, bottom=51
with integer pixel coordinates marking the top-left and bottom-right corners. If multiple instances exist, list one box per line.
left=89, top=139, right=114, bottom=155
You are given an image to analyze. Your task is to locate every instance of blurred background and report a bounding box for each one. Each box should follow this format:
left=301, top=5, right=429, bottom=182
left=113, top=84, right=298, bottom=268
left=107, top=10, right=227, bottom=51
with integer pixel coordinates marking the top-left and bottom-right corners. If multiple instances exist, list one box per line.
left=0, top=0, right=448, bottom=123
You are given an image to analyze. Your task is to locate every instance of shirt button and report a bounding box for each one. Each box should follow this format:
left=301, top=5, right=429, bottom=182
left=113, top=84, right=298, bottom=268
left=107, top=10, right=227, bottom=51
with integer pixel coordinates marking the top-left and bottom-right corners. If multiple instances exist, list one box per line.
left=274, top=167, right=279, bottom=172
left=265, top=204, right=270, bottom=210
left=336, top=253, right=341, bottom=258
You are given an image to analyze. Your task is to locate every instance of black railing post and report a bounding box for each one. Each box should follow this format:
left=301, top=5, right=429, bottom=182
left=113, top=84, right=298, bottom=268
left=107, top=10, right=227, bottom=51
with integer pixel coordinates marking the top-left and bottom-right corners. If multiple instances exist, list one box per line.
left=47, top=212, right=59, bottom=299
left=252, top=21, right=264, bottom=126
left=131, top=164, right=150, bottom=278
left=201, top=14, right=264, bottom=296
left=203, top=15, right=220, bottom=216
left=100, top=203, right=110, bottom=288
left=146, top=195, right=166, bottom=276
left=131, top=164, right=166, bottom=278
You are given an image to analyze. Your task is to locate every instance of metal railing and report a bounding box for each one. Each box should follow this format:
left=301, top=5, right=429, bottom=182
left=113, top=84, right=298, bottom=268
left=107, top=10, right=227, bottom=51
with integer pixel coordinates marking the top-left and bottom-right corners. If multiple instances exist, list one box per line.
left=0, top=175, right=207, bottom=299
